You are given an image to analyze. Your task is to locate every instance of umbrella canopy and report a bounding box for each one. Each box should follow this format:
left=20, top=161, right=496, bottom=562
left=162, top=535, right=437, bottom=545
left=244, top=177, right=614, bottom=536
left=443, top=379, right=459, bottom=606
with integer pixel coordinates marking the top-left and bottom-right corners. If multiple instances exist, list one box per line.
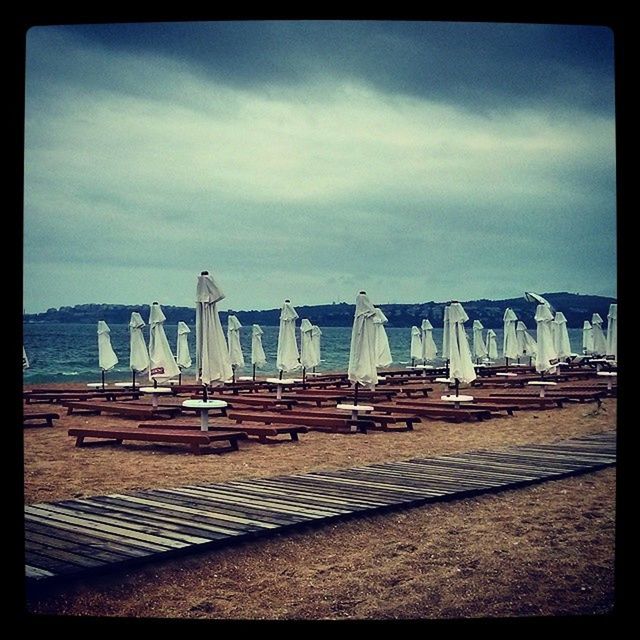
left=553, top=311, right=572, bottom=359
left=516, top=320, right=537, bottom=357
left=128, top=312, right=150, bottom=373
left=524, top=291, right=555, bottom=314
left=582, top=320, right=594, bottom=354
left=196, top=272, right=233, bottom=385
left=421, top=319, right=438, bottom=362
left=347, top=291, right=378, bottom=388
left=591, top=313, right=607, bottom=355
left=97, top=320, right=118, bottom=371
left=534, top=303, right=557, bottom=373
left=502, top=308, right=519, bottom=361
left=311, top=325, right=322, bottom=367
left=410, top=326, right=423, bottom=361
left=148, top=303, right=180, bottom=381
left=472, top=320, right=488, bottom=361
left=606, top=303, right=617, bottom=359
left=227, top=315, right=245, bottom=370
left=276, top=300, right=301, bottom=373
left=486, top=329, right=498, bottom=360
left=176, top=321, right=192, bottom=370
left=447, top=302, right=476, bottom=383
left=251, top=324, right=267, bottom=368
left=299, top=318, right=318, bottom=369
left=441, top=305, right=451, bottom=361
left=373, top=308, right=393, bottom=368
left=23, top=346, right=29, bottom=370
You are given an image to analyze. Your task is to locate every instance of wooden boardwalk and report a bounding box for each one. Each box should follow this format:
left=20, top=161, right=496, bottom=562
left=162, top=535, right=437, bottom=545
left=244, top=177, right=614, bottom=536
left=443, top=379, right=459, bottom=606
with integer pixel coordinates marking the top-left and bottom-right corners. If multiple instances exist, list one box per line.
left=25, top=431, right=616, bottom=586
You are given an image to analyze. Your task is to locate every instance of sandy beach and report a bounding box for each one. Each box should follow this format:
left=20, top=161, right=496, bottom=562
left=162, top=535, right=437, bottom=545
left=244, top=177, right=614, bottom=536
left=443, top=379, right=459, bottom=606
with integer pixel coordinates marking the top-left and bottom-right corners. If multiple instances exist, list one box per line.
left=22, top=381, right=617, bottom=621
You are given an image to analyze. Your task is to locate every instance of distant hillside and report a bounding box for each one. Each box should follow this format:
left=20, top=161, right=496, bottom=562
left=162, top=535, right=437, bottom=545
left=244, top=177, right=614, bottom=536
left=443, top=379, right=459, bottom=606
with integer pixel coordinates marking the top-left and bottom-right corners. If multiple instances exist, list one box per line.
left=23, top=293, right=616, bottom=328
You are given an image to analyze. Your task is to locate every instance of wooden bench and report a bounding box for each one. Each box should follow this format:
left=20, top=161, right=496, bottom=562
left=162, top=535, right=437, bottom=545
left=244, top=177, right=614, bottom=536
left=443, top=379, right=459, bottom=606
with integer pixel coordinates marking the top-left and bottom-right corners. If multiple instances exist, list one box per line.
left=62, top=401, right=180, bottom=420
left=23, top=412, right=60, bottom=427
left=374, top=403, right=492, bottom=423
left=277, top=408, right=419, bottom=431
left=24, top=389, right=142, bottom=404
left=68, top=427, right=247, bottom=454
left=487, top=394, right=568, bottom=408
left=392, top=398, right=518, bottom=416
left=226, top=411, right=369, bottom=434
left=137, top=422, right=307, bottom=444
left=191, top=394, right=299, bottom=410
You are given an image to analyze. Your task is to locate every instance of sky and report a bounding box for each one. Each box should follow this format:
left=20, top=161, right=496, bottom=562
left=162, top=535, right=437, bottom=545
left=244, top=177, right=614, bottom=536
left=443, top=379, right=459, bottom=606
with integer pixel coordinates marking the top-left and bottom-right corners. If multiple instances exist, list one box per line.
left=22, top=19, right=618, bottom=314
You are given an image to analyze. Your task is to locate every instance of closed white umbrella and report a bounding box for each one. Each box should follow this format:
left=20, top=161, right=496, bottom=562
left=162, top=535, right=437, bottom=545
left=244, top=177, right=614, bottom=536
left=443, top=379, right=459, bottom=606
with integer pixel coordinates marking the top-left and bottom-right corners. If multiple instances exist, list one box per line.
left=502, top=308, right=519, bottom=365
left=486, top=329, right=498, bottom=361
left=534, top=303, right=557, bottom=374
left=373, top=309, right=393, bottom=368
left=516, top=320, right=537, bottom=362
left=128, top=311, right=149, bottom=387
left=441, top=305, right=451, bottom=365
left=299, top=318, right=318, bottom=385
left=553, top=312, right=572, bottom=360
left=347, top=291, right=378, bottom=401
left=582, top=320, right=594, bottom=355
left=148, top=303, right=180, bottom=384
left=311, top=325, right=322, bottom=371
left=472, top=320, right=488, bottom=363
left=410, top=326, right=422, bottom=365
left=606, top=304, right=617, bottom=359
left=196, top=271, right=233, bottom=388
left=251, top=324, right=267, bottom=379
left=176, top=321, right=192, bottom=370
left=227, top=315, right=245, bottom=382
left=97, top=320, right=118, bottom=388
left=591, top=313, right=607, bottom=355
left=524, top=292, right=555, bottom=314
left=447, top=302, right=476, bottom=393
left=276, top=300, right=301, bottom=375
left=23, top=346, right=30, bottom=370
left=420, top=319, right=438, bottom=363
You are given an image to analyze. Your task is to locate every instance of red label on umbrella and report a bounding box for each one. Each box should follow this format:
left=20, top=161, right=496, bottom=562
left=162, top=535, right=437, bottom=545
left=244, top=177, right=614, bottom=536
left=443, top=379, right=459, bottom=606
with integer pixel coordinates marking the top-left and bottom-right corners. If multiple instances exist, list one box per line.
left=151, top=366, right=165, bottom=375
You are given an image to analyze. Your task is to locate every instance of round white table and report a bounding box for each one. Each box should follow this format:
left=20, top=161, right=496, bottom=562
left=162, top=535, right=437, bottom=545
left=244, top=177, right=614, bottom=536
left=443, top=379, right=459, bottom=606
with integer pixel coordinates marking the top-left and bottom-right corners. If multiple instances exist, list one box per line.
left=414, top=365, right=434, bottom=377
left=139, top=386, right=173, bottom=408
left=87, top=382, right=108, bottom=388
left=527, top=380, right=557, bottom=397
left=597, top=371, right=617, bottom=391
left=266, top=378, right=297, bottom=400
left=336, top=403, right=374, bottom=432
left=181, top=399, right=228, bottom=431
left=440, top=394, right=474, bottom=409
left=496, top=372, right=518, bottom=377
left=238, top=376, right=255, bottom=381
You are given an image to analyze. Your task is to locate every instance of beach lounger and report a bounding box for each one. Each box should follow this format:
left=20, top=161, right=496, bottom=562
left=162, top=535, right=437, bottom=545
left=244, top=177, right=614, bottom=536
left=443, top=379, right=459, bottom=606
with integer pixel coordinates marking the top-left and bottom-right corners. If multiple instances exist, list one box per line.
left=137, top=422, right=307, bottom=444
left=23, top=412, right=60, bottom=428
left=68, top=427, right=247, bottom=455
left=62, top=401, right=181, bottom=420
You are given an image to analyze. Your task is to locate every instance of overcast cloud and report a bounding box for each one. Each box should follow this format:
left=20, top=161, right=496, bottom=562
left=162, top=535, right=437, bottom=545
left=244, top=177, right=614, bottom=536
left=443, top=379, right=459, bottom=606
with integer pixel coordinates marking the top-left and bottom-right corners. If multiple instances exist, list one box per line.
left=23, top=20, right=617, bottom=313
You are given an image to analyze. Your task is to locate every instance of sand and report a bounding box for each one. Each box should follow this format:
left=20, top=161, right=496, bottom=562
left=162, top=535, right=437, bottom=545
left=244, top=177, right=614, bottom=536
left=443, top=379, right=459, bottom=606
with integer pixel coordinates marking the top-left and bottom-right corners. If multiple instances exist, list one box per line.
left=22, top=381, right=618, bottom=621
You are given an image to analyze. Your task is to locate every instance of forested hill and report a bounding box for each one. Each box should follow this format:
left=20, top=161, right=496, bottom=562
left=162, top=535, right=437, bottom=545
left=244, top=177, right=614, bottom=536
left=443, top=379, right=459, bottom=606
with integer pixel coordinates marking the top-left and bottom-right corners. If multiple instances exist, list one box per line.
left=24, top=292, right=616, bottom=328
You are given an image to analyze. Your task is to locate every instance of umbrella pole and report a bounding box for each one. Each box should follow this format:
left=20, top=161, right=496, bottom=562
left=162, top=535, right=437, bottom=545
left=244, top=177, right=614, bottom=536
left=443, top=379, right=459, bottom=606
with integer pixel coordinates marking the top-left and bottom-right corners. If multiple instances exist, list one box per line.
left=455, top=378, right=460, bottom=397
left=101, top=370, right=105, bottom=390
left=202, top=383, right=208, bottom=402
left=354, top=382, right=359, bottom=407
left=253, top=363, right=256, bottom=381
left=302, top=367, right=306, bottom=390
left=132, top=369, right=135, bottom=388
left=232, top=365, right=236, bottom=384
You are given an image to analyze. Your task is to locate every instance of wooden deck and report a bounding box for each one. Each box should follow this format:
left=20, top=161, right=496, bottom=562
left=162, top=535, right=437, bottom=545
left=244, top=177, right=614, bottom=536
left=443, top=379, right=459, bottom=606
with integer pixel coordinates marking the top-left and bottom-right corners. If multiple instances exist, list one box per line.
left=25, top=431, right=616, bottom=587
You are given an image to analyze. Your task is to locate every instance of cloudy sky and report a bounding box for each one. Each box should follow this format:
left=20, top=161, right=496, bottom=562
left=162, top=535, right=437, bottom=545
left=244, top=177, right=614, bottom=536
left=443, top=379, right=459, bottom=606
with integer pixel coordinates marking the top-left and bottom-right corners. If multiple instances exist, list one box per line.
left=23, top=20, right=617, bottom=314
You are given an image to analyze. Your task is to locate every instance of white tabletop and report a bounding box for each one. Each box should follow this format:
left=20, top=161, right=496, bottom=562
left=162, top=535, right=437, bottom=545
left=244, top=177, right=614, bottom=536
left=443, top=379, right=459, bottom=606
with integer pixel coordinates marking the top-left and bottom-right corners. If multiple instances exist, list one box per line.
left=496, top=372, right=518, bottom=377
left=336, top=403, right=374, bottom=412
left=435, top=377, right=453, bottom=383
left=182, top=399, right=228, bottom=409
left=596, top=371, right=617, bottom=377
left=139, top=386, right=173, bottom=394
left=113, top=382, right=137, bottom=387
left=238, top=376, right=255, bottom=381
left=266, top=377, right=297, bottom=384
left=87, top=382, right=108, bottom=388
left=414, top=365, right=434, bottom=370
left=527, top=381, right=558, bottom=386
left=440, top=394, right=474, bottom=402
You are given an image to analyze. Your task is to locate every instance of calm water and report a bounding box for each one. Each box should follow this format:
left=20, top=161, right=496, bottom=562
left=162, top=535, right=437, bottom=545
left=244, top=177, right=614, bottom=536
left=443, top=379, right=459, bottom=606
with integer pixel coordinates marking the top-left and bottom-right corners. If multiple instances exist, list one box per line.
left=22, top=322, right=585, bottom=384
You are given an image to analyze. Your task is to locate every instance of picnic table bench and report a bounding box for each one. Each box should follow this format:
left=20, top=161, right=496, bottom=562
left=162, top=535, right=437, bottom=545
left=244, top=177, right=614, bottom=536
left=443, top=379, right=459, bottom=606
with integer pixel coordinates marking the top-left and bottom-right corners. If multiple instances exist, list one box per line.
left=62, top=401, right=181, bottom=420
left=23, top=412, right=60, bottom=427
left=226, top=411, right=370, bottom=434
left=137, top=422, right=308, bottom=444
left=68, top=427, right=247, bottom=454
left=374, top=402, right=492, bottom=423
left=277, top=408, right=419, bottom=431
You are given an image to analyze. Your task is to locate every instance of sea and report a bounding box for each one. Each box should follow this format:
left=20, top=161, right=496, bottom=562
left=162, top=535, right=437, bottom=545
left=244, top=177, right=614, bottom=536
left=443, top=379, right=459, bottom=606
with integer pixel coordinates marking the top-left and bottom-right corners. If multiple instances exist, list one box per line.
left=22, top=322, right=587, bottom=385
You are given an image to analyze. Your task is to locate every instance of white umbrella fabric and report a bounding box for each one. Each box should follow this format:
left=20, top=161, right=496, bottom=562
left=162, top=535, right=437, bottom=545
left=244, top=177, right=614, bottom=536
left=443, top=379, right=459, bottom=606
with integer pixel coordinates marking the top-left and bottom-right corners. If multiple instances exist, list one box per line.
left=148, top=303, right=180, bottom=383
left=176, top=321, right=192, bottom=370
left=534, top=303, right=557, bottom=374
left=196, top=272, right=233, bottom=387
left=441, top=305, right=450, bottom=363
left=606, top=304, right=617, bottom=359
left=502, top=308, right=519, bottom=364
left=227, top=315, right=245, bottom=381
left=591, top=313, right=607, bottom=355
left=347, top=291, right=378, bottom=391
left=276, top=300, right=301, bottom=374
left=582, top=320, right=594, bottom=355
left=447, top=302, right=476, bottom=387
left=421, top=319, right=438, bottom=362
left=472, top=320, right=488, bottom=362
left=299, top=318, right=318, bottom=371
left=524, top=292, right=555, bottom=314
left=486, top=329, right=498, bottom=361
left=410, top=326, right=422, bottom=365
left=128, top=311, right=149, bottom=386
left=373, top=309, right=393, bottom=368
left=97, top=320, right=118, bottom=388
left=516, top=320, right=537, bottom=360
left=311, top=325, right=322, bottom=370
left=553, top=312, right=572, bottom=360
left=251, top=324, right=267, bottom=373
left=23, top=346, right=29, bottom=370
